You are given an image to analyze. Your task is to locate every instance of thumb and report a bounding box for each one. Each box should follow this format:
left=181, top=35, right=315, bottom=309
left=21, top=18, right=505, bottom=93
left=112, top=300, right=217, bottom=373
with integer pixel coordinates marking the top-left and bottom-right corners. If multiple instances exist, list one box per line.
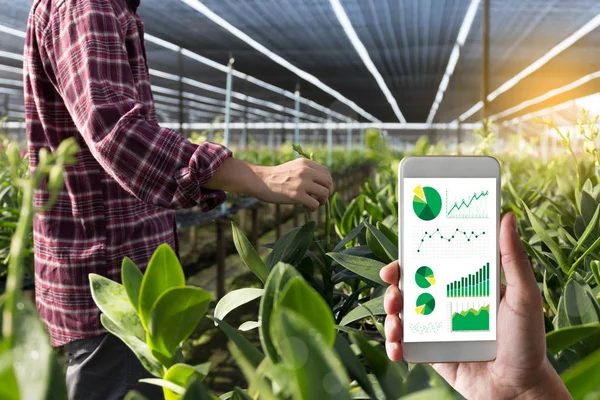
left=499, top=213, right=537, bottom=291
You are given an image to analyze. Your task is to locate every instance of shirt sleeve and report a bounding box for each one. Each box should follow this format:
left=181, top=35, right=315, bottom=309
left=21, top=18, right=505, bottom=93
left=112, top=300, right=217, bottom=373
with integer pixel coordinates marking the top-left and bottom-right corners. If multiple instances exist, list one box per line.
left=40, top=1, right=231, bottom=211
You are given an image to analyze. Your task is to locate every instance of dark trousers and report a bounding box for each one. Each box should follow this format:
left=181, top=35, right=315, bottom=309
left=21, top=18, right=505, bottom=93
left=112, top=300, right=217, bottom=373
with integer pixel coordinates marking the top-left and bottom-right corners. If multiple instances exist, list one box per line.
left=65, top=334, right=163, bottom=400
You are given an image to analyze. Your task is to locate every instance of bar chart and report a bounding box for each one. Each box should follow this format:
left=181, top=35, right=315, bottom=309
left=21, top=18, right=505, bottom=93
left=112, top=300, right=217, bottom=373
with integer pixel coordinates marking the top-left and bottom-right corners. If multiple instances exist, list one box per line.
left=447, top=262, right=490, bottom=298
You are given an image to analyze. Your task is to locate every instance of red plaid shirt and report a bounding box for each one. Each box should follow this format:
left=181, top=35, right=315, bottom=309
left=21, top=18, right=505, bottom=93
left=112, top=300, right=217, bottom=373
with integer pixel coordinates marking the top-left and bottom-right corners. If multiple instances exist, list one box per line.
left=24, top=0, right=231, bottom=346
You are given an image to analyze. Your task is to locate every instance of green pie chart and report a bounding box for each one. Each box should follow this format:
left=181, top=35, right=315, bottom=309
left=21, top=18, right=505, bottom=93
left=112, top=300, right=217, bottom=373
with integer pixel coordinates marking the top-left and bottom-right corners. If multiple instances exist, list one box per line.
left=415, top=293, right=436, bottom=315
left=415, top=266, right=436, bottom=288
left=413, top=185, right=442, bottom=221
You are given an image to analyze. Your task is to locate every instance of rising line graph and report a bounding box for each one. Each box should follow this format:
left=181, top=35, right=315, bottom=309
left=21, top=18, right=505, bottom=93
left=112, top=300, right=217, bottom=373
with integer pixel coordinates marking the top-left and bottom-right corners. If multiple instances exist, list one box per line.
left=446, top=190, right=489, bottom=219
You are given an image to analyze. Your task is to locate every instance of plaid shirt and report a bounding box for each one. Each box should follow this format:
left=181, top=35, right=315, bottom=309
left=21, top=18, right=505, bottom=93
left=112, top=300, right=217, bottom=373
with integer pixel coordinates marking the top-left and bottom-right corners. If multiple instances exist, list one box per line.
left=24, top=0, right=231, bottom=347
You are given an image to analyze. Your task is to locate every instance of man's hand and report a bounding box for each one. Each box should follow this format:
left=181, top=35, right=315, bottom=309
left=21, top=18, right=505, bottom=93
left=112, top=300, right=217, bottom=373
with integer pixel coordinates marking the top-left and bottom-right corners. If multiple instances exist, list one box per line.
left=381, top=213, right=572, bottom=400
left=204, top=157, right=333, bottom=211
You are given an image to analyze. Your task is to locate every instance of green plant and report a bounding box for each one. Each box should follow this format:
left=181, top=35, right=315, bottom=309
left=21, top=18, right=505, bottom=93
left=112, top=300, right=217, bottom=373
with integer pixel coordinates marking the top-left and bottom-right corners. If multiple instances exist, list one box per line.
left=89, top=244, right=214, bottom=399
left=0, top=137, right=78, bottom=400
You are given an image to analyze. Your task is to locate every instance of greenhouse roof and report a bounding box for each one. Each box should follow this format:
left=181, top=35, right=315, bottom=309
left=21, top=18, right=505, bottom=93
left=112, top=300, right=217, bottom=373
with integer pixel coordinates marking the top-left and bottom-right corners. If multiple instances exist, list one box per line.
left=0, top=0, right=599, bottom=126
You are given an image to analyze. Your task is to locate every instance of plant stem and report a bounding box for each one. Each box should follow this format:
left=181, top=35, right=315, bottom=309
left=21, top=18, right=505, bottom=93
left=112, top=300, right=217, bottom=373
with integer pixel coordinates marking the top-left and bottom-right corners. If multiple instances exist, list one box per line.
left=325, top=200, right=331, bottom=251
left=1, top=179, right=33, bottom=347
left=552, top=125, right=581, bottom=191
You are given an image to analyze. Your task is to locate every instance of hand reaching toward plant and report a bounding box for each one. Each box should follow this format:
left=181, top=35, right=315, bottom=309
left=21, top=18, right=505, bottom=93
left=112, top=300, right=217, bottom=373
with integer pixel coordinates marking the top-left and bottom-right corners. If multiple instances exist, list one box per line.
left=205, top=157, right=333, bottom=211
left=381, top=213, right=573, bottom=400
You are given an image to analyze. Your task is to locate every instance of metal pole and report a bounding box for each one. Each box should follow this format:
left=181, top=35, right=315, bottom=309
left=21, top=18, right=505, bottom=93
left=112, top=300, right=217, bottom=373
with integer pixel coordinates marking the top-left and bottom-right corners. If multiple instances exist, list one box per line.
left=327, top=118, right=333, bottom=167
left=481, top=0, right=490, bottom=122
left=222, top=57, right=234, bottom=214
left=294, top=84, right=300, bottom=153
left=178, top=50, right=184, bottom=131
left=268, top=129, right=274, bottom=164
left=242, top=78, right=248, bottom=149
left=361, top=129, right=365, bottom=152
left=347, top=120, right=352, bottom=155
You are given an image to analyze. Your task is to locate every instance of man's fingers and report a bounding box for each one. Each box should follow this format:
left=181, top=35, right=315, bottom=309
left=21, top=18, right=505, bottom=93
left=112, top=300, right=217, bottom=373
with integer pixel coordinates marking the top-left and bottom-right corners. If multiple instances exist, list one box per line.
left=385, top=340, right=403, bottom=362
left=309, top=170, right=334, bottom=195
left=380, top=261, right=400, bottom=285
left=499, top=213, right=537, bottom=291
left=385, top=314, right=402, bottom=342
left=298, top=193, right=320, bottom=211
left=306, top=182, right=329, bottom=206
left=384, top=284, right=402, bottom=315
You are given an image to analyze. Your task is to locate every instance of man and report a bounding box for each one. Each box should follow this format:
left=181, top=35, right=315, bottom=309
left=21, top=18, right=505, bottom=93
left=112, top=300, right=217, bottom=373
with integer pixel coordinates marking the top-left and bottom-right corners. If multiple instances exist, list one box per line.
left=24, top=0, right=332, bottom=398
left=381, top=213, right=572, bottom=399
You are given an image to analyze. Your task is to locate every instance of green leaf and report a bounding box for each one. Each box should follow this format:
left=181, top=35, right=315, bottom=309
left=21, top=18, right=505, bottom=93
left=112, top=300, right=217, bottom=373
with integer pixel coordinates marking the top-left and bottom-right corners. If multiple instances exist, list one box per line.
left=231, top=388, right=253, bottom=400
left=580, top=191, right=598, bottom=225
left=231, top=222, right=269, bottom=283
left=100, top=314, right=163, bottom=377
left=138, top=378, right=185, bottom=394
left=148, top=287, right=211, bottom=364
left=6, top=297, right=54, bottom=400
left=351, top=333, right=406, bottom=399
left=333, top=222, right=365, bottom=252
left=327, top=252, right=386, bottom=285
left=340, top=296, right=385, bottom=326
left=0, top=349, right=19, bottom=400
left=365, top=221, right=397, bottom=263
left=561, top=347, right=600, bottom=399
left=89, top=274, right=145, bottom=341
left=211, top=317, right=264, bottom=368
left=259, top=262, right=300, bottom=362
left=277, top=277, right=335, bottom=347
left=564, top=278, right=600, bottom=325
left=554, top=294, right=570, bottom=329
left=376, top=221, right=398, bottom=247
left=214, top=288, right=263, bottom=323
left=569, top=204, right=600, bottom=261
left=271, top=309, right=351, bottom=400
left=227, top=342, right=276, bottom=400
left=331, top=192, right=347, bottom=222
left=238, top=321, right=260, bottom=331
left=122, top=257, right=144, bottom=313
left=546, top=323, right=600, bottom=354
left=123, top=390, right=149, bottom=400
left=334, top=335, right=377, bottom=399
left=543, top=270, right=558, bottom=315
left=522, top=202, right=569, bottom=273
left=162, top=363, right=211, bottom=400
left=139, top=244, right=185, bottom=330
left=265, top=221, right=316, bottom=269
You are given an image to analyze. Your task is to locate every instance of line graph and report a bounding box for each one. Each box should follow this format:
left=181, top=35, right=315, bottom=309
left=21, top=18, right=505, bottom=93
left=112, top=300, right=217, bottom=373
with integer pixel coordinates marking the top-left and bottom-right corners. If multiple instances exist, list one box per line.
left=415, top=227, right=488, bottom=258
left=446, top=190, right=489, bottom=219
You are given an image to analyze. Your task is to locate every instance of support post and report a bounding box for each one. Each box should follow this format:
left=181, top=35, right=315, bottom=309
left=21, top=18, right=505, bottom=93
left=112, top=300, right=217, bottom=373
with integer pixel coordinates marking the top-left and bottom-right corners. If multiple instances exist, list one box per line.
left=275, top=204, right=281, bottom=239
left=361, top=129, right=365, bottom=152
left=222, top=58, right=234, bottom=214
left=215, top=220, right=226, bottom=299
left=327, top=118, right=333, bottom=168
left=481, top=0, right=490, bottom=122
left=346, top=120, right=352, bottom=155
left=242, top=78, right=248, bottom=149
left=178, top=50, right=184, bottom=132
left=251, top=206, right=259, bottom=247
left=294, top=84, right=300, bottom=152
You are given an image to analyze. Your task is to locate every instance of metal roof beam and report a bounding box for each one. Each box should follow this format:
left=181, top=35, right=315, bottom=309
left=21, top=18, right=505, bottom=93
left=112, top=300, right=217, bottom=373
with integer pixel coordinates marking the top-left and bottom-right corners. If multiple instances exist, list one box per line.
left=329, top=0, right=406, bottom=123
left=489, top=70, right=600, bottom=122
left=426, top=0, right=480, bottom=124
left=177, top=0, right=380, bottom=122
left=457, top=13, right=600, bottom=122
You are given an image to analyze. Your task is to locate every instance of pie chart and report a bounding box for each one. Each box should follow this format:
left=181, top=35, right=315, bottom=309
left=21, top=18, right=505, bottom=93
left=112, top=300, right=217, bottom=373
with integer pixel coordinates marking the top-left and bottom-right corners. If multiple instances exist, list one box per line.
left=415, top=266, right=436, bottom=288
left=413, top=185, right=442, bottom=221
left=415, top=293, right=436, bottom=315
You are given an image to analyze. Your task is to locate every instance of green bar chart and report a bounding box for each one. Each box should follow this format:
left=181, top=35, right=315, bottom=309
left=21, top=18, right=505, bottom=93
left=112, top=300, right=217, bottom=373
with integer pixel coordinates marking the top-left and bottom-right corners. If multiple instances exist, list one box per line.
left=447, top=263, right=489, bottom=298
